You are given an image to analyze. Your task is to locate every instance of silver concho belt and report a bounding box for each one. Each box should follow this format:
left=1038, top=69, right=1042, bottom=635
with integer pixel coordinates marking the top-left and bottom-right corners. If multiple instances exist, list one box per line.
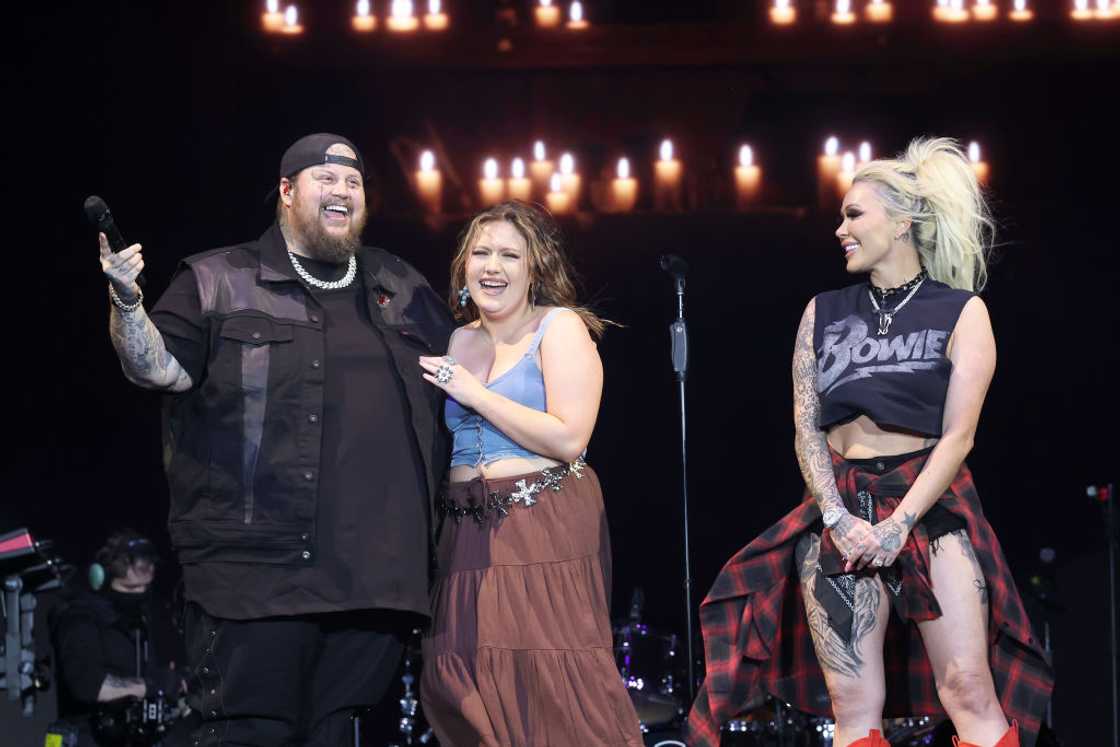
left=437, top=458, right=586, bottom=524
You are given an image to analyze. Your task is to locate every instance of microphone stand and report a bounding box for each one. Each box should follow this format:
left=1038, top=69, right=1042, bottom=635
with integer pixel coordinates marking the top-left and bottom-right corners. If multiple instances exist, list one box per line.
left=661, top=256, right=695, bottom=704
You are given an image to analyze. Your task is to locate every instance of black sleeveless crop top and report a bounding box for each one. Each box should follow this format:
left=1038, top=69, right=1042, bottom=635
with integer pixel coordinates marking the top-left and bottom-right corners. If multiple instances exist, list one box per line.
left=813, top=278, right=974, bottom=437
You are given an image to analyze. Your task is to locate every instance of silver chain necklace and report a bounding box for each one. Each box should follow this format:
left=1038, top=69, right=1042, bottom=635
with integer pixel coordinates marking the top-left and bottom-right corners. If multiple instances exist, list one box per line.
left=287, top=251, right=357, bottom=290
left=867, top=277, right=925, bottom=336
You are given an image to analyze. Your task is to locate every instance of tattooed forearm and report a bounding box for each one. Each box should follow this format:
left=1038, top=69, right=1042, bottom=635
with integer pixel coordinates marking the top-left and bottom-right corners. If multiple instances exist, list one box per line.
left=792, top=301, right=850, bottom=527
left=952, top=529, right=989, bottom=605
left=109, top=305, right=192, bottom=391
left=796, top=534, right=880, bottom=679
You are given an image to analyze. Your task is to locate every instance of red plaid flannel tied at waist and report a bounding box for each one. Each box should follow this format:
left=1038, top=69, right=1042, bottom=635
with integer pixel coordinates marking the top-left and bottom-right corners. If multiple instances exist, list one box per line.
left=685, top=449, right=1054, bottom=747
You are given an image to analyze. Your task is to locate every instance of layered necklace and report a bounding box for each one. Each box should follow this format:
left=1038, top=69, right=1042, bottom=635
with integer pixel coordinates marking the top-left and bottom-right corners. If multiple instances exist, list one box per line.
left=867, top=269, right=927, bottom=336
left=287, top=251, right=357, bottom=290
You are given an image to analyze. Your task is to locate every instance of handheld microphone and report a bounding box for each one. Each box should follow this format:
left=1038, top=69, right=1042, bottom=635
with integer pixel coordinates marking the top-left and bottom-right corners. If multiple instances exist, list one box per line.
left=85, top=195, right=145, bottom=287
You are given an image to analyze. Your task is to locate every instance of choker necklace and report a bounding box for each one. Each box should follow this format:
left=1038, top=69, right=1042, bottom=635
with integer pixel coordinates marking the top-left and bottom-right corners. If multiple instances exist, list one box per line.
left=867, top=271, right=926, bottom=336
left=869, top=269, right=927, bottom=301
left=288, top=251, right=357, bottom=290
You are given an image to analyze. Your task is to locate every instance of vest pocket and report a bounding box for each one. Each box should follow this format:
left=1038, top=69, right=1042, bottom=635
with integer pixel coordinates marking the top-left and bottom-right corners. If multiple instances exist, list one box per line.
left=216, top=316, right=296, bottom=524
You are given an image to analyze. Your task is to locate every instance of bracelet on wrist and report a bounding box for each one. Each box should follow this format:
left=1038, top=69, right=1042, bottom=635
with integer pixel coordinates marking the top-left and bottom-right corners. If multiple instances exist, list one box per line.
left=108, top=283, right=143, bottom=313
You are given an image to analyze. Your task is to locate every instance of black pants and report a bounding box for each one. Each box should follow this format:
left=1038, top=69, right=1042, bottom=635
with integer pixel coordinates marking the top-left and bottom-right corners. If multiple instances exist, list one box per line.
left=184, top=603, right=408, bottom=747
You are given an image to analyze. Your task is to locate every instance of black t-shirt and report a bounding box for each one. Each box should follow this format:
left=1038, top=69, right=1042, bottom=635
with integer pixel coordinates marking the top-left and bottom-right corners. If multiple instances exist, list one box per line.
left=151, top=255, right=431, bottom=620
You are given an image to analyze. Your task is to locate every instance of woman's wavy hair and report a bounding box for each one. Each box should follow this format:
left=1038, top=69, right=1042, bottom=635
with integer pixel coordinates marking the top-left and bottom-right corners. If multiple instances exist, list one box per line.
left=853, top=136, right=995, bottom=292
left=448, top=201, right=610, bottom=339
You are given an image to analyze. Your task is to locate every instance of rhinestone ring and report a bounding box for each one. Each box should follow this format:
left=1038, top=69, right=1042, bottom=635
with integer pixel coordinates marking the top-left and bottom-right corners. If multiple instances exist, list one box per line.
left=436, top=364, right=455, bottom=385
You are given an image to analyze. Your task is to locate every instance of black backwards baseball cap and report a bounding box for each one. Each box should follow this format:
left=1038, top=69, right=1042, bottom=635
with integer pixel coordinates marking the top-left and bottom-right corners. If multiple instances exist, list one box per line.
left=265, top=132, right=367, bottom=202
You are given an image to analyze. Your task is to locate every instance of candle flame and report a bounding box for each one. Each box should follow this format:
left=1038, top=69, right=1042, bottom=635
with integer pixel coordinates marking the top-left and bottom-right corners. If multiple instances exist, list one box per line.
left=484, top=158, right=499, bottom=180
left=420, top=150, right=435, bottom=172
left=560, top=153, right=574, bottom=175
left=1096, top=0, right=1108, bottom=11
left=872, top=0, right=884, bottom=5
left=938, top=0, right=948, bottom=7
left=534, top=141, right=546, bottom=161
left=977, top=0, right=990, bottom=7
left=775, top=0, right=790, bottom=10
left=268, top=0, right=279, bottom=12
left=824, top=136, right=839, bottom=157
left=617, top=157, right=631, bottom=180
left=549, top=173, right=563, bottom=193
left=1075, top=0, right=1088, bottom=10
left=357, top=0, right=370, bottom=16
left=285, top=5, right=298, bottom=25
left=836, top=0, right=851, bottom=14
left=430, top=0, right=441, bottom=14
left=968, top=142, right=981, bottom=163
left=391, top=0, right=414, bottom=19
left=841, top=152, right=856, bottom=173
left=1014, top=0, right=1026, bottom=9
left=659, top=139, right=674, bottom=162
left=858, top=141, right=872, bottom=163
left=570, top=2, right=584, bottom=22
left=738, top=145, right=753, bottom=168
left=511, top=158, right=526, bottom=179
left=950, top=0, right=963, bottom=11
left=541, top=0, right=553, bottom=6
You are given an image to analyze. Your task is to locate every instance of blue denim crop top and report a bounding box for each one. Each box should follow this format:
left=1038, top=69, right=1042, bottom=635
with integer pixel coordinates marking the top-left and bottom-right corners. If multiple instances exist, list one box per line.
left=446, top=308, right=569, bottom=467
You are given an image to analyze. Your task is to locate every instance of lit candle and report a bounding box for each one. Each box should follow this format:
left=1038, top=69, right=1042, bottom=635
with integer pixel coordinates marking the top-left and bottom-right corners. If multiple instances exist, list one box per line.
left=770, top=0, right=797, bottom=25
left=529, top=141, right=554, bottom=199
left=507, top=158, right=532, bottom=202
left=263, top=0, right=286, bottom=31
left=387, top=0, right=420, bottom=31
left=1095, top=0, right=1117, bottom=19
left=558, top=152, right=581, bottom=205
left=423, top=0, right=449, bottom=30
left=654, top=139, right=683, bottom=211
left=546, top=173, right=571, bottom=214
left=858, top=141, right=872, bottom=164
left=610, top=157, right=638, bottom=213
left=567, top=1, right=589, bottom=29
left=280, top=5, right=303, bottom=34
left=937, top=0, right=970, bottom=22
left=968, top=141, right=990, bottom=185
left=535, top=0, right=562, bottom=27
left=866, top=0, right=893, bottom=22
left=479, top=158, right=505, bottom=206
left=836, top=151, right=857, bottom=196
left=817, top=135, right=841, bottom=211
left=831, top=0, right=857, bottom=24
left=734, top=145, right=761, bottom=210
left=353, top=0, right=377, bottom=31
left=1071, top=0, right=1094, bottom=19
left=415, top=150, right=442, bottom=214
left=972, top=0, right=998, bottom=21
left=1009, top=0, right=1034, bottom=21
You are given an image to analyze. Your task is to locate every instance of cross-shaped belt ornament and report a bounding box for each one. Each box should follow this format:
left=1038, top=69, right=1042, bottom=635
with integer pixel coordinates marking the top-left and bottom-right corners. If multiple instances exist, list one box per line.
left=511, top=479, right=538, bottom=507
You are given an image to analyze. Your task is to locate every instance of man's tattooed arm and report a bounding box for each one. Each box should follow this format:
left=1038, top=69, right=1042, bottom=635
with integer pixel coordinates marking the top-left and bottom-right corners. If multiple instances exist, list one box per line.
left=97, top=673, right=147, bottom=702
left=792, top=300, right=856, bottom=539
left=109, top=305, right=193, bottom=392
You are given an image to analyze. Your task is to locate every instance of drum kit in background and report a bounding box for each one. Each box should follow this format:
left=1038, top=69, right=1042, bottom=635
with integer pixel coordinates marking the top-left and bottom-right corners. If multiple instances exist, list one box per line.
left=383, top=588, right=943, bottom=746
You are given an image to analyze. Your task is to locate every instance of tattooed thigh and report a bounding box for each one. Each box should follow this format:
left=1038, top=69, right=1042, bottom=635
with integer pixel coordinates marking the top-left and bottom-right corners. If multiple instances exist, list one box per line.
left=795, top=533, right=886, bottom=680
left=948, top=529, right=988, bottom=606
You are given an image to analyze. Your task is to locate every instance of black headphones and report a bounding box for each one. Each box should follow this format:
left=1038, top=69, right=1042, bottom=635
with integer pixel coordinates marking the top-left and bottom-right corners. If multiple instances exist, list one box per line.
left=88, top=532, right=158, bottom=591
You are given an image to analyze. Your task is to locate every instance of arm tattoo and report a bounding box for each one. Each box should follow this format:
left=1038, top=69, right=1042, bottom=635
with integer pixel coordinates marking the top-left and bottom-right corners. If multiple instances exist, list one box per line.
left=796, top=534, right=880, bottom=679
left=109, top=306, right=192, bottom=391
left=899, top=511, right=917, bottom=529
left=792, top=301, right=849, bottom=534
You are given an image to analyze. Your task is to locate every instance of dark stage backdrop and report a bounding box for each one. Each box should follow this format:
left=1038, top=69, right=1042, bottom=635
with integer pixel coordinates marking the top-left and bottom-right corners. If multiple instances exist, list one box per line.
left=6, top=2, right=1119, bottom=743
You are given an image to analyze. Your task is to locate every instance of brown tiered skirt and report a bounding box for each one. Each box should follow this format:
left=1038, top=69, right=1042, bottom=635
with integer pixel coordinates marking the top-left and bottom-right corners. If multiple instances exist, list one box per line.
left=421, top=464, right=644, bottom=747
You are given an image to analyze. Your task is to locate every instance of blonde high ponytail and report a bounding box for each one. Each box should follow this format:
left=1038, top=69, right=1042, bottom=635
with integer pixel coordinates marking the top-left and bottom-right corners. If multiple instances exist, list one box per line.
left=853, top=137, right=995, bottom=292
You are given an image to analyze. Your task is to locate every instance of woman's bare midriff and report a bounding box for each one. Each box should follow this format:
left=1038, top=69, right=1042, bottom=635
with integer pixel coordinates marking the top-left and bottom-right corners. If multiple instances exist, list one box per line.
left=449, top=455, right=566, bottom=484
left=826, top=415, right=938, bottom=460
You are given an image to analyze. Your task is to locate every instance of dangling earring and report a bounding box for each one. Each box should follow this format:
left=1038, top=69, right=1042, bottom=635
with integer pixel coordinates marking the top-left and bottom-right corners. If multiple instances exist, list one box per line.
left=458, top=285, right=471, bottom=307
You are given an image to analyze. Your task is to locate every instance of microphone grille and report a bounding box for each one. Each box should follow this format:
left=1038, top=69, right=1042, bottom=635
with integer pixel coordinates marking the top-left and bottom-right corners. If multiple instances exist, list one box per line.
left=83, top=195, right=109, bottom=224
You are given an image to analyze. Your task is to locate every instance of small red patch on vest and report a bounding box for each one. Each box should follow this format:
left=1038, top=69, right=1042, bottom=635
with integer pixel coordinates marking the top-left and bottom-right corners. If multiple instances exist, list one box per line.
left=377, top=293, right=391, bottom=307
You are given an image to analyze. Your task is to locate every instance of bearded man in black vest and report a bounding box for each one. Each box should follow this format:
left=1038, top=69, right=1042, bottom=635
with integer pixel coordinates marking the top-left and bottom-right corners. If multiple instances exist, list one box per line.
left=98, top=133, right=453, bottom=746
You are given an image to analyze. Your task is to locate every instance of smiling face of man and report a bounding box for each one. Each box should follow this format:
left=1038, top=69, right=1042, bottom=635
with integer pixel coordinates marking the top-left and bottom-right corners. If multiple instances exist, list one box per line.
left=279, top=143, right=368, bottom=263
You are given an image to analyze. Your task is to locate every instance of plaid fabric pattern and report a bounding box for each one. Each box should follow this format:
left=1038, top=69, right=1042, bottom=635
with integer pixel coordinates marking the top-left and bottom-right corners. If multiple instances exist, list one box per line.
left=685, top=449, right=1054, bottom=747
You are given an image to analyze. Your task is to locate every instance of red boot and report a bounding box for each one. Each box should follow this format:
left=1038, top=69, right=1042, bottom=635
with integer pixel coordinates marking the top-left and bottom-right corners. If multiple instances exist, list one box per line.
left=847, top=729, right=891, bottom=746
left=952, top=720, right=1020, bottom=747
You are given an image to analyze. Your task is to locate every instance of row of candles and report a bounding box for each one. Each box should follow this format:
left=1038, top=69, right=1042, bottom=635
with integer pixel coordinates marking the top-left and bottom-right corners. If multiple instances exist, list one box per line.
left=411, top=137, right=989, bottom=215
left=262, top=1, right=592, bottom=35
left=771, top=0, right=1120, bottom=25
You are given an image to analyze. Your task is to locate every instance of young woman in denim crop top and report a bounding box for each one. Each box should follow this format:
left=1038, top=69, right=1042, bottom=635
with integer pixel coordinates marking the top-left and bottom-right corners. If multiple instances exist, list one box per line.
left=416, top=202, right=643, bottom=746
left=688, top=140, right=1050, bottom=747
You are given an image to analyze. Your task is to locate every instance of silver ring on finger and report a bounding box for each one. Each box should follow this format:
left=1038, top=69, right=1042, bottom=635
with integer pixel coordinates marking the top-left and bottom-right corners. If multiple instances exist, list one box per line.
left=435, top=364, right=455, bottom=385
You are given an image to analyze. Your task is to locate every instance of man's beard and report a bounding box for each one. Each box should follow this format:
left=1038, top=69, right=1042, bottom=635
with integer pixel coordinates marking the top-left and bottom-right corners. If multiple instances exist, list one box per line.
left=290, top=202, right=368, bottom=263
